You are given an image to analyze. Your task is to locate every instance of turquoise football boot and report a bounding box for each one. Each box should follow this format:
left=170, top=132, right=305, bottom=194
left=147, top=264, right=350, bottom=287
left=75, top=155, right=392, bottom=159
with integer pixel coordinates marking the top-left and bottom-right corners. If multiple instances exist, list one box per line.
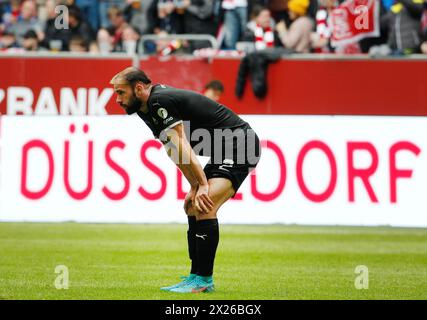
left=160, top=274, right=197, bottom=291
left=169, top=275, right=215, bottom=293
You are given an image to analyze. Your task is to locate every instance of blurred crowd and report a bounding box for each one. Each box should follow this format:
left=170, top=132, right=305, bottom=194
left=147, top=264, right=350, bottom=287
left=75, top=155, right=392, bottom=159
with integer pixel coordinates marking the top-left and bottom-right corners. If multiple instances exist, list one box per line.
left=0, top=0, right=426, bottom=55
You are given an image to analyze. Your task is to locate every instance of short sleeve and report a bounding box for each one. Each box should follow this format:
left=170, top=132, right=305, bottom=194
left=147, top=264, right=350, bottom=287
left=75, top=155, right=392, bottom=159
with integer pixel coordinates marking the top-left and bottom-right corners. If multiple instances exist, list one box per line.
left=150, top=94, right=183, bottom=134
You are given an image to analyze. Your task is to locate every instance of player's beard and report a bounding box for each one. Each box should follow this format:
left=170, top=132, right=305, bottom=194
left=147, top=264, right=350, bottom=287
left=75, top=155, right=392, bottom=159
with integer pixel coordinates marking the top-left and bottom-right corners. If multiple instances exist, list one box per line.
left=125, top=93, right=143, bottom=115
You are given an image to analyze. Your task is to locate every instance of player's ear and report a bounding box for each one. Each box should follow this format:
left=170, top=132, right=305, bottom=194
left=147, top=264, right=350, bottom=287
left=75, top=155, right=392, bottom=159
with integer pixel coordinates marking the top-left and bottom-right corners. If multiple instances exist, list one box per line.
left=134, top=82, right=143, bottom=96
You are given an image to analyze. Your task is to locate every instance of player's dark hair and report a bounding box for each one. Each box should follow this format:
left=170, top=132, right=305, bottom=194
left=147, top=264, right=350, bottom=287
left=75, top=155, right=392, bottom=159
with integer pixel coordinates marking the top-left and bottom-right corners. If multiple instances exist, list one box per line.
left=205, top=80, right=224, bottom=92
left=124, top=68, right=152, bottom=87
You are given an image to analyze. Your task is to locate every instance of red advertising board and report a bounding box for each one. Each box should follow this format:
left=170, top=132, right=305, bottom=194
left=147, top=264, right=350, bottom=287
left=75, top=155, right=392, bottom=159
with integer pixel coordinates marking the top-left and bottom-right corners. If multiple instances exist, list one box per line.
left=0, top=55, right=133, bottom=115
left=211, top=57, right=427, bottom=116
left=1, top=54, right=426, bottom=116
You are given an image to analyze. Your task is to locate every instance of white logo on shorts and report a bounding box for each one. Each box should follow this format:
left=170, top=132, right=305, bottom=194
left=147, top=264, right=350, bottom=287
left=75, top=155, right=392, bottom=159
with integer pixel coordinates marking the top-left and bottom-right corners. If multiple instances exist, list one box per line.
left=219, top=159, right=234, bottom=172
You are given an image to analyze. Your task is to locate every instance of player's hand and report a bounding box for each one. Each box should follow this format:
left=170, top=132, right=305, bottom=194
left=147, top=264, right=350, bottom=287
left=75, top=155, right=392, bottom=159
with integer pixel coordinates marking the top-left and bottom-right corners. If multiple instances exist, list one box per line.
left=184, top=185, right=197, bottom=214
left=195, top=184, right=214, bottom=214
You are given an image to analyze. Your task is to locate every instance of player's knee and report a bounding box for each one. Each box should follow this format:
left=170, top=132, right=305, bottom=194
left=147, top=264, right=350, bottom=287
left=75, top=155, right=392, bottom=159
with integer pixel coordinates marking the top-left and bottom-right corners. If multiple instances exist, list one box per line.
left=185, top=203, right=199, bottom=216
left=185, top=202, right=218, bottom=217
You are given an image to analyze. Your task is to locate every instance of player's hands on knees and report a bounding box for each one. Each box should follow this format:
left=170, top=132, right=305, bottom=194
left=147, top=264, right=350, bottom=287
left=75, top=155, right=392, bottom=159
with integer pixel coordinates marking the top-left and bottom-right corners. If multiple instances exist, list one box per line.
left=195, top=184, right=214, bottom=214
left=184, top=185, right=197, bottom=214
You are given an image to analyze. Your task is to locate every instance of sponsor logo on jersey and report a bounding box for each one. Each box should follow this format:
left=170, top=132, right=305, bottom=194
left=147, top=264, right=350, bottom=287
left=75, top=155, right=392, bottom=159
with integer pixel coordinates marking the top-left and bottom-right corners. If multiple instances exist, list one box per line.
left=163, top=116, right=174, bottom=125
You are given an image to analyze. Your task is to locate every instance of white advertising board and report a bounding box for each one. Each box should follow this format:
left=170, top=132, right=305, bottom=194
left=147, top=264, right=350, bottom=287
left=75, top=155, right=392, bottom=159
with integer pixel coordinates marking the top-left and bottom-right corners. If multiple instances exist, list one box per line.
left=0, top=115, right=426, bottom=227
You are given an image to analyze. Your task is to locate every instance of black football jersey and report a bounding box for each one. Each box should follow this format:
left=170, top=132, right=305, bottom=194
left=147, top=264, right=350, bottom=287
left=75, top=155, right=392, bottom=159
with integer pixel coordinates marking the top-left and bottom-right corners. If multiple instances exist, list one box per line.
left=137, top=84, right=256, bottom=162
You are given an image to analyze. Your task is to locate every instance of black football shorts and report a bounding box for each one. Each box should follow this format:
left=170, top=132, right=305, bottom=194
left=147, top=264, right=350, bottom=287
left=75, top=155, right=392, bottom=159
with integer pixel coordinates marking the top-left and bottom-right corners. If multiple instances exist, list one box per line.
left=203, top=132, right=261, bottom=195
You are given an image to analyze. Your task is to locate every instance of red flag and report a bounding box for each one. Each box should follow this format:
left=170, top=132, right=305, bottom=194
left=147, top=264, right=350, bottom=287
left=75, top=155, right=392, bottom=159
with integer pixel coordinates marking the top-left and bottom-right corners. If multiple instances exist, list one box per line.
left=330, top=0, right=380, bottom=47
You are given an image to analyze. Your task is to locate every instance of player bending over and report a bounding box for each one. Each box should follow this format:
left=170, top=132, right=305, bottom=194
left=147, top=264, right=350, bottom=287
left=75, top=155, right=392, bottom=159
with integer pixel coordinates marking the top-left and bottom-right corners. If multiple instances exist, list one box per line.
left=110, top=67, right=261, bottom=293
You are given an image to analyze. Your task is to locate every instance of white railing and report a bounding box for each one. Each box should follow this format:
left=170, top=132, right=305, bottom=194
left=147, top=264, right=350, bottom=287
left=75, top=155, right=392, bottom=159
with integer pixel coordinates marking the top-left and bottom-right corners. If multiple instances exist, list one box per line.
left=139, top=33, right=219, bottom=55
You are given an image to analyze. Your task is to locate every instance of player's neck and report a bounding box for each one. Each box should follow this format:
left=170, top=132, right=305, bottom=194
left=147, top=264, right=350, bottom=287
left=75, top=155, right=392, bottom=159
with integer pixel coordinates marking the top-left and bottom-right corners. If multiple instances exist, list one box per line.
left=139, top=103, right=148, bottom=113
left=139, top=84, right=153, bottom=114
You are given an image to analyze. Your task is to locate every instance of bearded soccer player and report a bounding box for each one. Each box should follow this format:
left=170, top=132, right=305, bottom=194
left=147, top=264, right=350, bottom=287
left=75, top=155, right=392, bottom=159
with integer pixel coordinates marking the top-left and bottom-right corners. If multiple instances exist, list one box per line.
left=110, top=67, right=261, bottom=293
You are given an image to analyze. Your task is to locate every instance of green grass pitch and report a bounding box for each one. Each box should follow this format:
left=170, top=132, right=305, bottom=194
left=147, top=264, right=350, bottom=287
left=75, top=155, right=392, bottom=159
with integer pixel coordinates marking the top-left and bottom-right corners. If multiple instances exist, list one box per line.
left=0, top=222, right=426, bottom=300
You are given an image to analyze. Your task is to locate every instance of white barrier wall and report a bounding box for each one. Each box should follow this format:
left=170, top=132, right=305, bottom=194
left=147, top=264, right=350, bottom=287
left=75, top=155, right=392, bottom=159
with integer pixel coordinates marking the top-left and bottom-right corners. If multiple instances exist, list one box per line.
left=0, top=115, right=426, bottom=227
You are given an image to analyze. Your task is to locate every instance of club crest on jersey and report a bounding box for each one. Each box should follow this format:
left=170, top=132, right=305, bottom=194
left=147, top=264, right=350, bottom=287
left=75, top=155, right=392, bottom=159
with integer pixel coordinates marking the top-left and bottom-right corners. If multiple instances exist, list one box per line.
left=158, top=108, right=168, bottom=119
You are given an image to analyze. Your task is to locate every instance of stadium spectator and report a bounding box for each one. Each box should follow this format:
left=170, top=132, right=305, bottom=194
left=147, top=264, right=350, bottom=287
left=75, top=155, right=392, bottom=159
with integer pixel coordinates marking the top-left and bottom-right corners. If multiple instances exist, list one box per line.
left=150, top=0, right=185, bottom=34
left=0, top=30, right=20, bottom=51
left=43, top=0, right=58, bottom=21
left=44, top=5, right=94, bottom=51
left=359, top=1, right=389, bottom=54
left=312, top=0, right=361, bottom=54
left=211, top=0, right=223, bottom=31
left=382, top=0, right=425, bottom=54
left=121, top=24, right=140, bottom=54
left=382, top=0, right=395, bottom=11
left=0, top=0, right=21, bottom=34
left=153, top=30, right=179, bottom=55
left=22, top=28, right=45, bottom=51
left=69, top=34, right=89, bottom=52
left=6, top=0, right=44, bottom=46
left=151, top=0, right=216, bottom=53
left=97, top=6, right=128, bottom=53
left=422, top=3, right=427, bottom=53
left=99, top=0, right=124, bottom=29
left=123, top=0, right=155, bottom=35
left=67, top=5, right=95, bottom=44
left=242, top=5, right=282, bottom=50
left=75, top=0, right=100, bottom=31
left=203, top=80, right=224, bottom=102
left=312, top=0, right=336, bottom=53
left=307, top=0, right=319, bottom=19
left=0, top=3, right=3, bottom=29
left=275, top=0, right=314, bottom=53
left=268, top=0, right=317, bottom=23
left=423, top=1, right=427, bottom=30
left=268, top=0, right=288, bottom=22
left=97, top=29, right=113, bottom=53
left=40, top=0, right=63, bottom=50
left=3, top=0, right=425, bottom=57
left=182, top=0, right=216, bottom=50
left=222, top=0, right=248, bottom=49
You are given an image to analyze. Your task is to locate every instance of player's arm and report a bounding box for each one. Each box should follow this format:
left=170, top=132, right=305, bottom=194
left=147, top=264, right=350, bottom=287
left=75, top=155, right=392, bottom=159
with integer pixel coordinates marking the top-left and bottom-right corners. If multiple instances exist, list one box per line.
left=162, top=123, right=214, bottom=213
left=174, top=156, right=201, bottom=214
left=161, top=129, right=199, bottom=188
